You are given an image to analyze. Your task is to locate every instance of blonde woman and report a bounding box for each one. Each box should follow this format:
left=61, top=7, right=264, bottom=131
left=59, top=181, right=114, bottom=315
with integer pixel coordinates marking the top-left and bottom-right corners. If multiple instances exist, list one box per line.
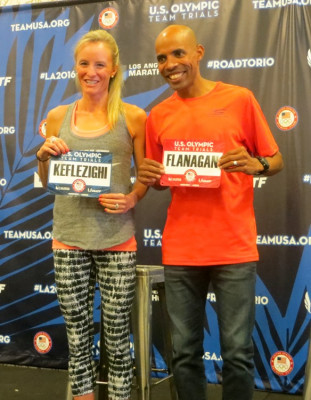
left=37, top=30, right=147, bottom=400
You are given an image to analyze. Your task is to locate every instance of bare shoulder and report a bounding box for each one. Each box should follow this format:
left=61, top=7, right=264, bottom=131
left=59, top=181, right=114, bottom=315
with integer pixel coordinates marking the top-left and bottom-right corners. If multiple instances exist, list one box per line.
left=123, top=103, right=147, bottom=138
left=123, top=103, right=147, bottom=124
left=47, top=104, right=70, bottom=123
left=46, top=104, right=70, bottom=137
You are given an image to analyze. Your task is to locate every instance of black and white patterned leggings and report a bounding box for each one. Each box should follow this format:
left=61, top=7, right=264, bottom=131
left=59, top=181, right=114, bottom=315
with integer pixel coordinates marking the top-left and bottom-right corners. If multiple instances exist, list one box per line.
left=53, top=249, right=136, bottom=399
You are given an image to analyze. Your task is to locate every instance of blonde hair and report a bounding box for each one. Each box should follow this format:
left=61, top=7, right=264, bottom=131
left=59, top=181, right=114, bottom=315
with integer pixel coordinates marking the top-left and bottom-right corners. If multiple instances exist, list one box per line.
left=74, top=30, right=124, bottom=129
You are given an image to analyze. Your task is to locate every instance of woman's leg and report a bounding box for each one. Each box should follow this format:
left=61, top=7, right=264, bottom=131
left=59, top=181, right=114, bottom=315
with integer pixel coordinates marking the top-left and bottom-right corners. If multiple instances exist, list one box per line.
left=94, top=251, right=136, bottom=400
left=54, top=249, right=97, bottom=398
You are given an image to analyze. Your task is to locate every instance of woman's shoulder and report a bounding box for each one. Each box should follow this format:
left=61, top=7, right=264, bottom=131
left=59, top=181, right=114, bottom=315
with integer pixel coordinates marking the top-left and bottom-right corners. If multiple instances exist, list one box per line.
left=47, top=104, right=71, bottom=122
left=46, top=104, right=72, bottom=136
left=123, top=102, right=147, bottom=138
left=123, top=102, right=146, bottom=117
left=123, top=102, right=147, bottom=124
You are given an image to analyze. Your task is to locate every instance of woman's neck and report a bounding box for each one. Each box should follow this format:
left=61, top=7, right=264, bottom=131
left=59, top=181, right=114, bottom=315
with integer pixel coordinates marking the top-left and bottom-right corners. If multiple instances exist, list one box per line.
left=74, top=98, right=110, bottom=131
left=78, top=95, right=108, bottom=113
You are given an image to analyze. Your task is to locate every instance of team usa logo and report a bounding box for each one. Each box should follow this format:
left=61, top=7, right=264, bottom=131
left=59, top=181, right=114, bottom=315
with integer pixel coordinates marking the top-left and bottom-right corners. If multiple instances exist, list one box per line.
left=98, top=8, right=119, bottom=29
left=185, top=169, right=197, bottom=182
left=39, top=119, right=47, bottom=138
left=34, top=331, right=52, bottom=354
left=72, top=179, right=86, bottom=193
left=275, top=106, right=298, bottom=131
left=270, top=351, right=294, bottom=376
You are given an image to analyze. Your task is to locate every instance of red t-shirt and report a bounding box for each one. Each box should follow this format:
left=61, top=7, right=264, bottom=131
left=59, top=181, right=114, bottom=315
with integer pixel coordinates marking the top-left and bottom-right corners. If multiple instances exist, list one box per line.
left=146, top=82, right=279, bottom=266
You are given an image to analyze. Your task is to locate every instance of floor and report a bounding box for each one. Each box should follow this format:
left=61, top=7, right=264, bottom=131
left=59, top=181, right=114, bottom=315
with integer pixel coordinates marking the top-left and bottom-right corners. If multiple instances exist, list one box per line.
left=0, top=363, right=303, bottom=400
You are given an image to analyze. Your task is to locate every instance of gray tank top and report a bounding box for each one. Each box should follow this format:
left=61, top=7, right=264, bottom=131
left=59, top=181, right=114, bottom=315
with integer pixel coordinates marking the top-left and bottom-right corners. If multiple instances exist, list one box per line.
left=52, top=102, right=135, bottom=249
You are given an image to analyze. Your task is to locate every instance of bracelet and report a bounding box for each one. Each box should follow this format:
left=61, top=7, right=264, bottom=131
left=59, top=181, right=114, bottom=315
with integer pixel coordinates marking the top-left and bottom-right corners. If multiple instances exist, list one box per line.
left=36, top=150, right=50, bottom=162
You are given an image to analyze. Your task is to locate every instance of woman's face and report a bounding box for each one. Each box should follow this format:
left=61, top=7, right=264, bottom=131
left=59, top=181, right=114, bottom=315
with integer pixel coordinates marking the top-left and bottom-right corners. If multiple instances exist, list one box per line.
left=75, top=41, right=117, bottom=97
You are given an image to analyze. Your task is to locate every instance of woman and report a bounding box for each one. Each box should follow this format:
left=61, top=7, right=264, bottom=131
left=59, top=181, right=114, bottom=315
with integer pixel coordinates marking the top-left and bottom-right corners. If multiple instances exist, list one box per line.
left=36, top=30, right=147, bottom=400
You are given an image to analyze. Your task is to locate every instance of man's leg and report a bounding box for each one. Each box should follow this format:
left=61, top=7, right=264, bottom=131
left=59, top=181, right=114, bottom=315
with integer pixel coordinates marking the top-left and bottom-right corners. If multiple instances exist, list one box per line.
left=211, top=262, right=257, bottom=400
left=164, top=266, right=209, bottom=400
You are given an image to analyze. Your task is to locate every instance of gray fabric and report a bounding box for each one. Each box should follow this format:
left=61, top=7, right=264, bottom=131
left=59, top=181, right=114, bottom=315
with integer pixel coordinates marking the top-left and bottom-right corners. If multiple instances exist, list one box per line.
left=52, top=103, right=135, bottom=249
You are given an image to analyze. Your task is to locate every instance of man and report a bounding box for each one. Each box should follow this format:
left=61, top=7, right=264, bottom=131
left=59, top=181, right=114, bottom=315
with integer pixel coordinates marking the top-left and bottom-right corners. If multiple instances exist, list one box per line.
left=138, top=25, right=283, bottom=400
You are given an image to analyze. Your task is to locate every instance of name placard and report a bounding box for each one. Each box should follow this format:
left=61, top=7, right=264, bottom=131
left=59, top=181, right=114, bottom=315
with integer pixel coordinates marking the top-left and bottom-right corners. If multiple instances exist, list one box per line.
left=160, top=140, right=223, bottom=188
left=47, top=150, right=112, bottom=197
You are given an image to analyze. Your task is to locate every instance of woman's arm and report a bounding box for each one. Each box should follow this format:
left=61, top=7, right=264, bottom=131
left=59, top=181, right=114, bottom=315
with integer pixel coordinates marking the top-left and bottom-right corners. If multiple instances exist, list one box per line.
left=98, top=103, right=148, bottom=213
left=37, top=106, right=69, bottom=187
left=127, top=103, right=148, bottom=203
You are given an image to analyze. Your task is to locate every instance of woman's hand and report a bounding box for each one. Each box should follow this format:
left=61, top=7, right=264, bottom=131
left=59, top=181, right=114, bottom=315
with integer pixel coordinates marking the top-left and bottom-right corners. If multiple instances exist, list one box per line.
left=37, top=135, right=69, bottom=161
left=98, top=192, right=137, bottom=214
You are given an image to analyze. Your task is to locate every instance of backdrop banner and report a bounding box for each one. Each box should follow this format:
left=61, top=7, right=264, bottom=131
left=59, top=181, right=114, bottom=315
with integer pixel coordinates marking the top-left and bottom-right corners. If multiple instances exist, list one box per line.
left=1, top=0, right=311, bottom=394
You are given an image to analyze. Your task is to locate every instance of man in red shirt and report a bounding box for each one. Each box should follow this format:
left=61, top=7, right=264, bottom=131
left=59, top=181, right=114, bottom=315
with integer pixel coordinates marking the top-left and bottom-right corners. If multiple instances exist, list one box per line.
left=138, top=24, right=283, bottom=400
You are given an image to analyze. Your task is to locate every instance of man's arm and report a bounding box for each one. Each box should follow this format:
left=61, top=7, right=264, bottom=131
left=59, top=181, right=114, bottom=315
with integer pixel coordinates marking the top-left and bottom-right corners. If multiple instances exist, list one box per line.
left=218, top=147, right=284, bottom=176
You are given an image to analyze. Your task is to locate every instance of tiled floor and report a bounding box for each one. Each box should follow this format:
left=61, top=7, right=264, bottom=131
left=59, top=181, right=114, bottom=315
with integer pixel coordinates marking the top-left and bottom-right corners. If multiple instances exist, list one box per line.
left=0, top=363, right=303, bottom=400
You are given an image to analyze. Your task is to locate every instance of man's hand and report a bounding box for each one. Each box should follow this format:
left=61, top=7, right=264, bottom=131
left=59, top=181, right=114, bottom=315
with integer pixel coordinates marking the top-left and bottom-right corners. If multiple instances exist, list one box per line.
left=138, top=158, right=165, bottom=186
left=218, top=147, right=264, bottom=175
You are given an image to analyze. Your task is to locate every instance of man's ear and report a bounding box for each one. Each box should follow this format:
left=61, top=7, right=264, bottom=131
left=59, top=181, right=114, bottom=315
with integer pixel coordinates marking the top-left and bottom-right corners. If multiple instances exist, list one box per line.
left=197, top=44, right=205, bottom=61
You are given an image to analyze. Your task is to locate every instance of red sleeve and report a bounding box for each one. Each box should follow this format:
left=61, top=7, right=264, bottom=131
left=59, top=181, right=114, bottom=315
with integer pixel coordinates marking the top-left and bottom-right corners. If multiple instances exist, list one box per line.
left=243, top=90, right=279, bottom=157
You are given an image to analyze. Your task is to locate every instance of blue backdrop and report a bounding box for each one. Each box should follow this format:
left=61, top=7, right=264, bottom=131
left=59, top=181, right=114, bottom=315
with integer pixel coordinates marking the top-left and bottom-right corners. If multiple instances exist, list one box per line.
left=1, top=0, right=311, bottom=394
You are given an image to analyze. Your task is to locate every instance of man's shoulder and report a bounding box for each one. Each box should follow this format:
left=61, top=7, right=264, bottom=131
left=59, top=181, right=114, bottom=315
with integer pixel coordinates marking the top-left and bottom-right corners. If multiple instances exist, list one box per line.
left=149, top=93, right=178, bottom=116
left=216, top=81, right=252, bottom=98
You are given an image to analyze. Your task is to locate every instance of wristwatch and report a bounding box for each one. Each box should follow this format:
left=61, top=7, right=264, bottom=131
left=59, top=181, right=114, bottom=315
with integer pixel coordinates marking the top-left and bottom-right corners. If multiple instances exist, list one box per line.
left=256, top=156, right=270, bottom=175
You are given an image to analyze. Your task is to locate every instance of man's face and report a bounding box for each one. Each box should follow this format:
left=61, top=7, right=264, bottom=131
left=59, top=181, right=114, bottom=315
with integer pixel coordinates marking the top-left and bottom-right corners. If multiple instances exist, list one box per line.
left=155, top=29, right=203, bottom=96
